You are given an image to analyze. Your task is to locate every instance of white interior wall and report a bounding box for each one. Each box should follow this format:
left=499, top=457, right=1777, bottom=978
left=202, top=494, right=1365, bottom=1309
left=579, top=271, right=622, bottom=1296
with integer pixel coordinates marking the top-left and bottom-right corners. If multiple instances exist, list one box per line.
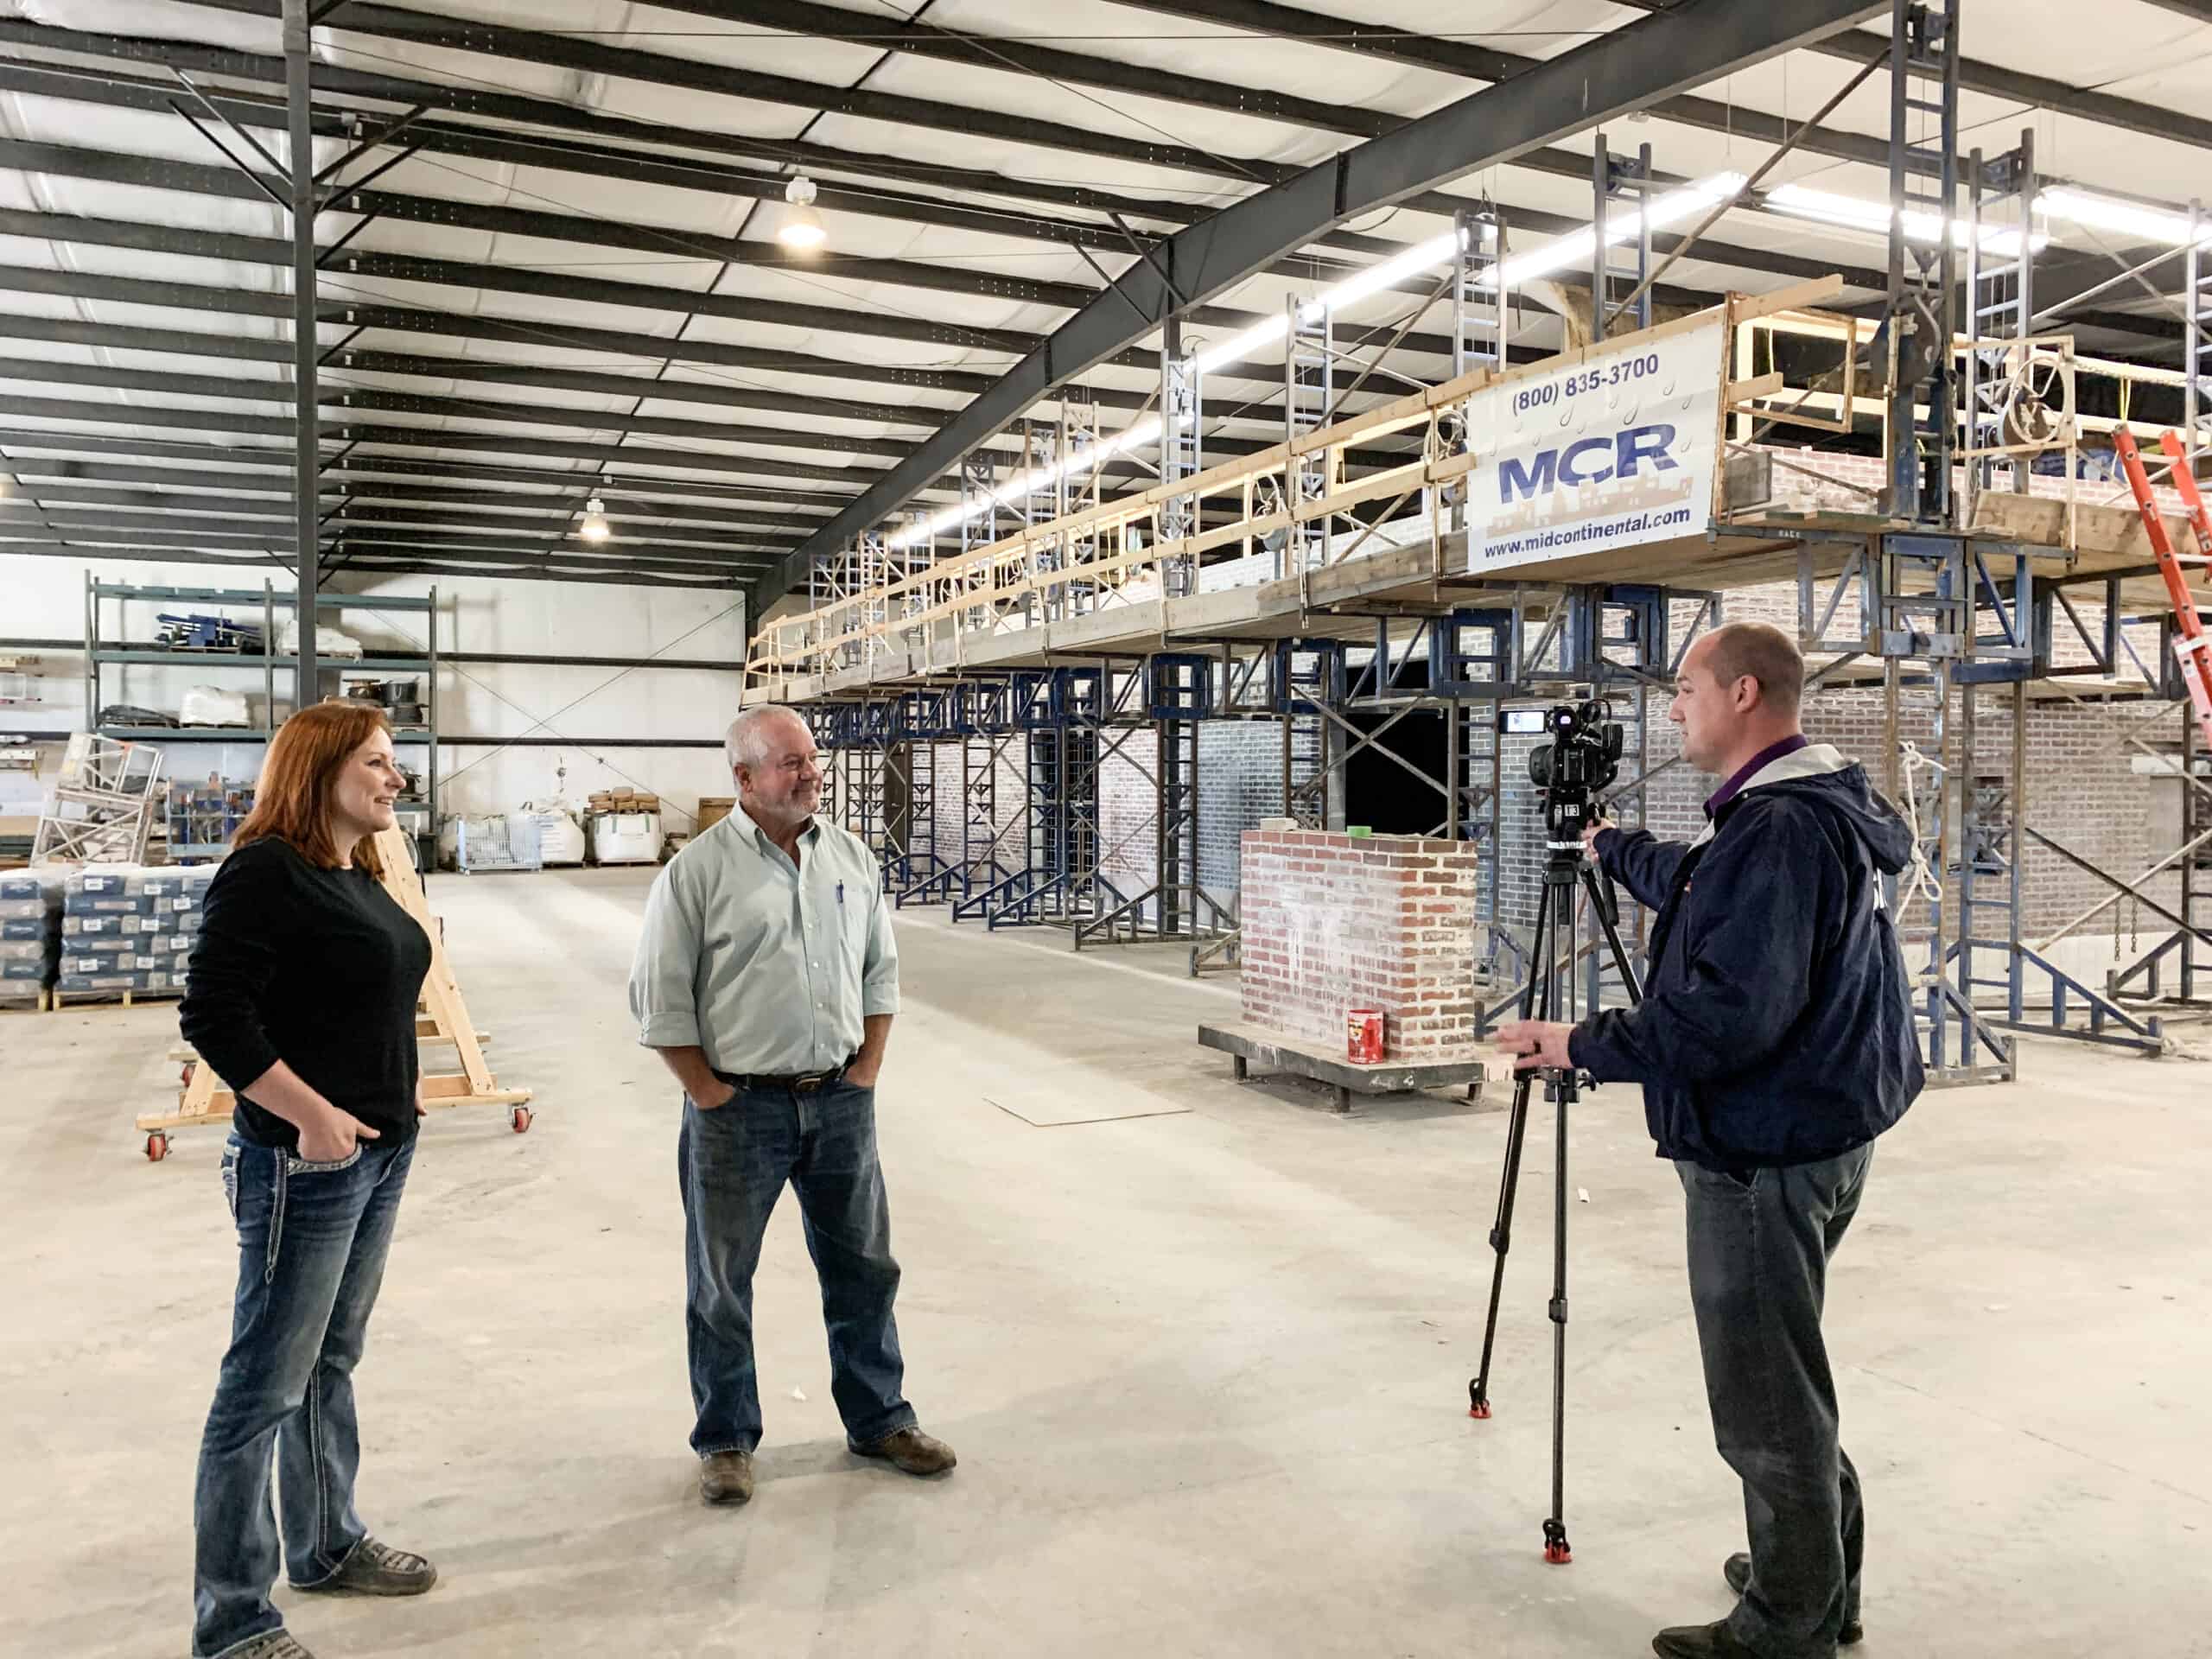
left=0, top=554, right=746, bottom=833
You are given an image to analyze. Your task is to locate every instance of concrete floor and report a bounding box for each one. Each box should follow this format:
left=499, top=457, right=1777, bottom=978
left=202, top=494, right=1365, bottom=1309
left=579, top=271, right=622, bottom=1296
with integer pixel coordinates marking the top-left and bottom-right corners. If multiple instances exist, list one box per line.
left=6, top=867, right=2210, bottom=1658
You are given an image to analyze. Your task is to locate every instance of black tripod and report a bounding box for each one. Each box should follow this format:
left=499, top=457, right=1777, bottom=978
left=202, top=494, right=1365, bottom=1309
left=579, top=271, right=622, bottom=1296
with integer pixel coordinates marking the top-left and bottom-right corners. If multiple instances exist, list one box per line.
left=1468, top=836, right=1643, bottom=1564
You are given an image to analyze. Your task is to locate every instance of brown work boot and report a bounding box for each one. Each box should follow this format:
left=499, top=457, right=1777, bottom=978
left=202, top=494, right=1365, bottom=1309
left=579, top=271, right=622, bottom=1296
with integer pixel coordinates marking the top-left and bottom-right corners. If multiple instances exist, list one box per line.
left=700, top=1449, right=754, bottom=1506
left=852, top=1425, right=957, bottom=1477
left=295, top=1537, right=437, bottom=1597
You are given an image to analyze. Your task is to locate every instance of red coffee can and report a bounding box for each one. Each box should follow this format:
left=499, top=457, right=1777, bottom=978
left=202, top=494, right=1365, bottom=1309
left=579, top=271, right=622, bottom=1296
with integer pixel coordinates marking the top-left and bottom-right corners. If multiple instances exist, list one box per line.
left=1347, top=1007, right=1384, bottom=1064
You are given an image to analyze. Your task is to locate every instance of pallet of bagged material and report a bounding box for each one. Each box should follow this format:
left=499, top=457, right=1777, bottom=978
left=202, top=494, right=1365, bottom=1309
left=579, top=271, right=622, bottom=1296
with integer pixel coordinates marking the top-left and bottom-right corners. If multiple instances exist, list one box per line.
left=47, top=969, right=188, bottom=1011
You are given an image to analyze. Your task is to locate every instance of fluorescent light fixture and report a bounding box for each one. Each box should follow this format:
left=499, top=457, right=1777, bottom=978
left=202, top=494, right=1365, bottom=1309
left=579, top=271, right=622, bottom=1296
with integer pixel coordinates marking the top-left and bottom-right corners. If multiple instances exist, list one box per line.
left=578, top=496, right=611, bottom=543
left=779, top=175, right=827, bottom=251
left=2036, top=186, right=2210, bottom=247
left=888, top=416, right=1164, bottom=549
left=887, top=168, right=1750, bottom=551
left=1301, top=226, right=1470, bottom=320
left=1192, top=314, right=1288, bottom=379
left=1762, top=182, right=2048, bottom=257
left=1492, top=170, right=1748, bottom=289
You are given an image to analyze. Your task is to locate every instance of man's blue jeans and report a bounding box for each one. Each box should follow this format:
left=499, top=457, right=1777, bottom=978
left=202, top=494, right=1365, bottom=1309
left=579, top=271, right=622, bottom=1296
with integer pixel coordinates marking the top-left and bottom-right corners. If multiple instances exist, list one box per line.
left=192, top=1134, right=416, bottom=1658
left=678, top=1077, right=916, bottom=1459
left=1680, top=1145, right=1873, bottom=1659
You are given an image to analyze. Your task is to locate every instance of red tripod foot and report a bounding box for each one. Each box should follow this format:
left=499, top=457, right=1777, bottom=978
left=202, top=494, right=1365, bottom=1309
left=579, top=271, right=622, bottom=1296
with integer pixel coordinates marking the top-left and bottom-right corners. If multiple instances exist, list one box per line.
left=1467, top=1380, right=1491, bottom=1419
left=1543, top=1521, right=1572, bottom=1564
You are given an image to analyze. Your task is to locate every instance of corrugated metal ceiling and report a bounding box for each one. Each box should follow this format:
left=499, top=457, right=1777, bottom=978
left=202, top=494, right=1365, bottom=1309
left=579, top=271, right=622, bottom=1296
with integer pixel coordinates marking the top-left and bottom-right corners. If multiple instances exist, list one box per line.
left=0, top=0, right=2204, bottom=589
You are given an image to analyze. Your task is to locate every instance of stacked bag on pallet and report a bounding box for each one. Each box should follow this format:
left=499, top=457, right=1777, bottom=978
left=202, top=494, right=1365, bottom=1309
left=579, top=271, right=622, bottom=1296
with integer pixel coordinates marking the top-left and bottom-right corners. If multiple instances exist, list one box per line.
left=0, top=870, right=64, bottom=1004
left=56, top=864, right=216, bottom=997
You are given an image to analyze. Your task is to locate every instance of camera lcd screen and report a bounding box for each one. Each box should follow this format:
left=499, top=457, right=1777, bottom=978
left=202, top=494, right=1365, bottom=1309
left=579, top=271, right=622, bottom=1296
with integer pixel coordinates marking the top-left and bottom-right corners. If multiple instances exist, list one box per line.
left=1497, top=709, right=1548, bottom=735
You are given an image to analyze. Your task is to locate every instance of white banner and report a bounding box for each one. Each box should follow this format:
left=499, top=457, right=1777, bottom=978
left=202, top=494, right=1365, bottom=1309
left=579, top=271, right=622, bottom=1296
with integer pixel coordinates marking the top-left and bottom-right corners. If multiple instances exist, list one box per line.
left=1462, top=317, right=1727, bottom=575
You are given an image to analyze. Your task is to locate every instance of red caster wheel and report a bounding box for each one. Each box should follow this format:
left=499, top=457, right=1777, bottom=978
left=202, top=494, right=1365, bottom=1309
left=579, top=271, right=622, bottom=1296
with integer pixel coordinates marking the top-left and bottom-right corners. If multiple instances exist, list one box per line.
left=145, top=1131, right=170, bottom=1162
left=510, top=1106, right=533, bottom=1134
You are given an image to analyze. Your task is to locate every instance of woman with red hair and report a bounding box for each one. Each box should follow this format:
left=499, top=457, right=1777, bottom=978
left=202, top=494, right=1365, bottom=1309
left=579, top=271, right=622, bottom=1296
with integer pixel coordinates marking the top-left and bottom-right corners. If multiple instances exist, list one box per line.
left=180, top=701, right=438, bottom=1659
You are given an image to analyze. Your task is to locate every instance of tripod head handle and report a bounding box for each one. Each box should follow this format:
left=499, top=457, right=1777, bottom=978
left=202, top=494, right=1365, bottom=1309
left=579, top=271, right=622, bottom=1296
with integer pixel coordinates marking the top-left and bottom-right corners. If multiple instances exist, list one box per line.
left=1594, top=861, right=1621, bottom=931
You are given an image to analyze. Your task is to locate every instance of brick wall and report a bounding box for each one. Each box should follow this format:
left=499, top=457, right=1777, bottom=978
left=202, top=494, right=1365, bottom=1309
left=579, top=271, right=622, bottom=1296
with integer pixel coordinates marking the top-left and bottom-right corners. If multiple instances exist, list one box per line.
left=1239, top=830, right=1484, bottom=1058
left=1198, top=720, right=1284, bottom=898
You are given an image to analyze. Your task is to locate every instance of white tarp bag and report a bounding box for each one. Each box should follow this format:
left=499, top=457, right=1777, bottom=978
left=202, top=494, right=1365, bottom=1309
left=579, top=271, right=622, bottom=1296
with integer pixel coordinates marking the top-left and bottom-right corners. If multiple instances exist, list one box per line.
left=276, top=620, right=365, bottom=660
left=178, top=685, right=251, bottom=728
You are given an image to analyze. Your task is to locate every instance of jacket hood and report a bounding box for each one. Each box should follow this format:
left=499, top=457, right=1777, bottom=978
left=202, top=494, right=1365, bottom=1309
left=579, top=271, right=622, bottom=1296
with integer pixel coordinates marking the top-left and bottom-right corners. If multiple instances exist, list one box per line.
left=1730, top=742, right=1916, bottom=874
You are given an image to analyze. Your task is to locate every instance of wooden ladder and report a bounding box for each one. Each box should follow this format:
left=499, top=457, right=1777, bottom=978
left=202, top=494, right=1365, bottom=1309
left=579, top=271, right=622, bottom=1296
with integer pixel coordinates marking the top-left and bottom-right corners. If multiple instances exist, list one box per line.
left=140, top=826, right=533, bottom=1160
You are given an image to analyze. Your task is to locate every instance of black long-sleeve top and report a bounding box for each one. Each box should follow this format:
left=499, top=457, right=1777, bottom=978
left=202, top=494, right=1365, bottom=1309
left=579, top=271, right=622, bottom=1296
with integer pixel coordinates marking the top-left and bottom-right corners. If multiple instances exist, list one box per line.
left=180, top=837, right=433, bottom=1152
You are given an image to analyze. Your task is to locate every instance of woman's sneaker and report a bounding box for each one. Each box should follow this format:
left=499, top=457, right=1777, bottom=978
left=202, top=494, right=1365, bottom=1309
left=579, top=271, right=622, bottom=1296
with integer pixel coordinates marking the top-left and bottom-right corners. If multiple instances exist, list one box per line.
left=226, top=1632, right=317, bottom=1658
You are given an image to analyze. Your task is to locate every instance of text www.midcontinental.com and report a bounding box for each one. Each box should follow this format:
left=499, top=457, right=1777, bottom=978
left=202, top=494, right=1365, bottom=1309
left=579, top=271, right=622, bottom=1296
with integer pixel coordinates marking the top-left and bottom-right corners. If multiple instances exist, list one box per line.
left=1482, top=506, right=1694, bottom=561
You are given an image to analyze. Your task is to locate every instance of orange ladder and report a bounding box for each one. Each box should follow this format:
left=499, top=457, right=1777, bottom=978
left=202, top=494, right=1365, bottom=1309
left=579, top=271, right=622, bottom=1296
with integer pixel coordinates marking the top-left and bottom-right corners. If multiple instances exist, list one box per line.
left=2113, top=428, right=2212, bottom=752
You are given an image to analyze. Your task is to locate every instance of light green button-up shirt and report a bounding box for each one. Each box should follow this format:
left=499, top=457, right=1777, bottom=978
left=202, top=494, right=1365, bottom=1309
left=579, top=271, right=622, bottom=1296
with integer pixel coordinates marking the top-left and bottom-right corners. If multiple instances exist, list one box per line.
left=627, top=803, right=899, bottom=1076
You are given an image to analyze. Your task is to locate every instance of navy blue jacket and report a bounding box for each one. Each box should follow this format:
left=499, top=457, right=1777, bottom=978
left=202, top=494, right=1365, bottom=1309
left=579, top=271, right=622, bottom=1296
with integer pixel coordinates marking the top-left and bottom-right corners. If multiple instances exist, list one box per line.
left=1568, top=747, right=1924, bottom=1172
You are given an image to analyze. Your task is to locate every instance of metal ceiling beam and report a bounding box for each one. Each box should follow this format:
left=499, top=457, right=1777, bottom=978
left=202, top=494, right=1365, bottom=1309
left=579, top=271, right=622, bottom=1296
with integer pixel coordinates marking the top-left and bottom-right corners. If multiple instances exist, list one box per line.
left=0, top=39, right=1885, bottom=313
left=0, top=479, right=819, bottom=537
left=0, top=424, right=843, bottom=497
left=0, top=302, right=1471, bottom=435
left=0, top=512, right=772, bottom=575
left=0, top=359, right=1424, bottom=483
left=0, top=353, right=904, bottom=461
left=0, top=537, right=748, bottom=588
left=0, top=18, right=1351, bottom=251
left=0, top=434, right=1247, bottom=541
left=182, top=0, right=1315, bottom=178
left=0, top=304, right=1006, bottom=404
left=0, top=532, right=769, bottom=583
left=114, top=0, right=1942, bottom=296
left=0, top=161, right=1549, bottom=372
left=0, top=496, right=801, bottom=555
left=0, top=221, right=1553, bottom=414
left=686, top=0, right=1903, bottom=173
left=195, top=0, right=1912, bottom=229
left=0, top=391, right=914, bottom=487
left=771, top=0, right=1891, bottom=597
left=0, top=435, right=856, bottom=510
left=175, top=0, right=1910, bottom=291
left=326, top=532, right=778, bottom=569
left=0, top=151, right=1119, bottom=320
left=0, top=141, right=1037, bottom=356
left=1605, top=0, right=2212, bottom=155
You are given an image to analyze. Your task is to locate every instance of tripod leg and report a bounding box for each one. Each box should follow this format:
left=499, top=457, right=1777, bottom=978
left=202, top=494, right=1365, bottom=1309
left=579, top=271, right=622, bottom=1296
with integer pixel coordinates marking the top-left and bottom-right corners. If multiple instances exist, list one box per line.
left=1468, top=1071, right=1534, bottom=1418
left=1580, top=862, right=1645, bottom=1005
left=1469, top=874, right=1554, bottom=1420
left=1544, top=1080, right=1573, bottom=1564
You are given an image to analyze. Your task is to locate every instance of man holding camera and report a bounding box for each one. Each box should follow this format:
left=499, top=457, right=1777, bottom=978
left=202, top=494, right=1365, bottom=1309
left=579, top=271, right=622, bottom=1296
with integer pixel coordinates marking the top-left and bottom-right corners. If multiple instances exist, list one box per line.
left=1498, top=621, right=1923, bottom=1659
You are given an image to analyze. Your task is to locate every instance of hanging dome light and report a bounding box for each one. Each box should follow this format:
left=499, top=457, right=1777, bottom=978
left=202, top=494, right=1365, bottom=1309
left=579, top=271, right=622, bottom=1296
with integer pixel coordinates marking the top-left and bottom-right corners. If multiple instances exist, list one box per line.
left=578, top=496, right=612, bottom=543
left=779, top=175, right=827, bottom=251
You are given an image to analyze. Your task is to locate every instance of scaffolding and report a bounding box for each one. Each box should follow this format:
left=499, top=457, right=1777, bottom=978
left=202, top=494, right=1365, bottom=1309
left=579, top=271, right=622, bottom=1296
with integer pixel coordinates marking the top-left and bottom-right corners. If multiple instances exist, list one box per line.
left=752, top=0, right=2208, bottom=1083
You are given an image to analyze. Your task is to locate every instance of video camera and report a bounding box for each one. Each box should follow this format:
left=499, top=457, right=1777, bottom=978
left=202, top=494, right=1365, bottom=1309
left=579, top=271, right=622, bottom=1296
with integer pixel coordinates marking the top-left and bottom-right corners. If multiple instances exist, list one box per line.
left=1524, top=699, right=1624, bottom=848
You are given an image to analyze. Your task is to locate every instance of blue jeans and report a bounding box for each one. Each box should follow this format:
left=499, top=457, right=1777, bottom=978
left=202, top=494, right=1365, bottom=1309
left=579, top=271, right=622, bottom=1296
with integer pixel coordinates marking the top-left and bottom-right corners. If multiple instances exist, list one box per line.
left=1680, top=1145, right=1873, bottom=1659
left=192, top=1134, right=416, bottom=1658
left=678, top=1077, right=915, bottom=1458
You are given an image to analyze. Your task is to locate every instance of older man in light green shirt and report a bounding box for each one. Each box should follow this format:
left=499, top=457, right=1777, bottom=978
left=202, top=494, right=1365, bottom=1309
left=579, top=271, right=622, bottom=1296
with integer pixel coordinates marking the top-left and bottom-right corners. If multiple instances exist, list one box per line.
left=629, top=703, right=956, bottom=1509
